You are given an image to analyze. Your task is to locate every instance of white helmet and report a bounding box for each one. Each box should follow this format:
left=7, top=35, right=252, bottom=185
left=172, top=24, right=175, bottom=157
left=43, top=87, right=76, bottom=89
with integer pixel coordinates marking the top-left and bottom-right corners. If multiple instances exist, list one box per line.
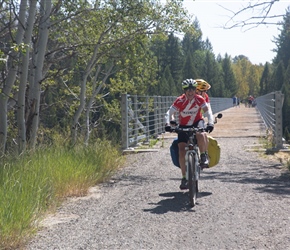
left=182, top=79, right=198, bottom=89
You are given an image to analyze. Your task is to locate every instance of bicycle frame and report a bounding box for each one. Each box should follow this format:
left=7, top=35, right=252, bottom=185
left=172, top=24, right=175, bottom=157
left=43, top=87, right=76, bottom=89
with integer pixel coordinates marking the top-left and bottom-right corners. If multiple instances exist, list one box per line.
left=184, top=129, right=201, bottom=207
left=167, top=113, right=222, bottom=207
left=172, top=126, right=204, bottom=207
left=185, top=132, right=200, bottom=182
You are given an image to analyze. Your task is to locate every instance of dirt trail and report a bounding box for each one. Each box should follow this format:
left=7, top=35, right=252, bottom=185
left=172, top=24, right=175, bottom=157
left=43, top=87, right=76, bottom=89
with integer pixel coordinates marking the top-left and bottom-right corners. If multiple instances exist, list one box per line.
left=26, top=107, right=290, bottom=250
left=210, top=105, right=267, bottom=138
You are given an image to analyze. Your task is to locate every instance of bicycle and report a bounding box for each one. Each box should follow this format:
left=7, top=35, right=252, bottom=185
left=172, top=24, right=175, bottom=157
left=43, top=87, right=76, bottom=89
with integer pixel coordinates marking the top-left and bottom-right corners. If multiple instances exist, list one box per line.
left=168, top=113, right=222, bottom=207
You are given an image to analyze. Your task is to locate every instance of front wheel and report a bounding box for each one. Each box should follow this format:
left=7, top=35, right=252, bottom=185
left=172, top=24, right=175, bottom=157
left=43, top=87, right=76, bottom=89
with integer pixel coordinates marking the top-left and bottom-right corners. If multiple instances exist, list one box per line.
left=188, top=152, right=197, bottom=207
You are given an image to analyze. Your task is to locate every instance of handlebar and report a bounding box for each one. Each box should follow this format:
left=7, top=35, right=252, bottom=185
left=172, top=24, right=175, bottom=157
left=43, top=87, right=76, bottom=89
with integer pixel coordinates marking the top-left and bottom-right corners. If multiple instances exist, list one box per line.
left=168, top=126, right=207, bottom=134
left=165, top=113, right=223, bottom=133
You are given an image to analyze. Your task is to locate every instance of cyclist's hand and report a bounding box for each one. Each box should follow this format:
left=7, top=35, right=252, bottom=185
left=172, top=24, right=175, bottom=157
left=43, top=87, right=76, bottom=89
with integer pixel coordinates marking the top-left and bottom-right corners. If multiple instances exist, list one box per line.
left=165, top=124, right=172, bottom=132
left=206, top=124, right=214, bottom=133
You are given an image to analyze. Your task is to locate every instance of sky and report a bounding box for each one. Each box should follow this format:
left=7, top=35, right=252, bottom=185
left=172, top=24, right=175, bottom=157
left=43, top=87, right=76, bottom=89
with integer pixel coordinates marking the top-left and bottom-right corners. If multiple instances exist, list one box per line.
left=181, top=0, right=290, bottom=65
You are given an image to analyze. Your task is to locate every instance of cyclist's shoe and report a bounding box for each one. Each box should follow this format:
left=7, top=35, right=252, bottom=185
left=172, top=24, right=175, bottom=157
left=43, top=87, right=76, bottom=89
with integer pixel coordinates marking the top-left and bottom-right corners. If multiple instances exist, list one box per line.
left=200, top=153, right=209, bottom=168
left=180, top=178, right=188, bottom=190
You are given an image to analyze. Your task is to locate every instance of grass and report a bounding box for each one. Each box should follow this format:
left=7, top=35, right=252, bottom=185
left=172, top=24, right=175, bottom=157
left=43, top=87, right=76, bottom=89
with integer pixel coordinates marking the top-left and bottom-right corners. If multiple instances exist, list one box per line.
left=258, top=135, right=290, bottom=171
left=0, top=139, right=124, bottom=249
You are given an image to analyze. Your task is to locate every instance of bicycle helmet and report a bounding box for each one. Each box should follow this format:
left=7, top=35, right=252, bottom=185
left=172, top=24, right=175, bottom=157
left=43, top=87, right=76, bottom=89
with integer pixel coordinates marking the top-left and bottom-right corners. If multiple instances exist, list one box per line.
left=182, top=79, right=198, bottom=89
left=196, top=79, right=211, bottom=91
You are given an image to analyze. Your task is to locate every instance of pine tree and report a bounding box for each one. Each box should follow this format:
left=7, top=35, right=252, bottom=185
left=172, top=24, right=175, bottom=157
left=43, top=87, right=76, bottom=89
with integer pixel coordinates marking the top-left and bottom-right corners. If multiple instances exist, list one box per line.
left=183, top=53, right=197, bottom=79
left=202, top=51, right=222, bottom=97
left=165, top=33, right=184, bottom=88
left=221, top=54, right=237, bottom=97
left=273, top=7, right=290, bottom=69
left=163, top=65, right=177, bottom=96
left=282, top=62, right=290, bottom=136
left=259, top=63, right=271, bottom=95
left=272, top=61, right=285, bottom=91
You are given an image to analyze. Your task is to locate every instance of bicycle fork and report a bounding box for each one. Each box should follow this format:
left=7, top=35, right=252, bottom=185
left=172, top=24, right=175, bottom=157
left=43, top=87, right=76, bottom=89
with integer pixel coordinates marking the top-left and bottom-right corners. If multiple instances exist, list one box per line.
left=185, top=147, right=199, bottom=181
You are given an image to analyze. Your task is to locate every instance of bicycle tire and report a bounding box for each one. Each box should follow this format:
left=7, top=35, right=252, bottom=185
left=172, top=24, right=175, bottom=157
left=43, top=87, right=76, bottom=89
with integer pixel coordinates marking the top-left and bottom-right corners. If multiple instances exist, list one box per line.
left=188, top=152, right=197, bottom=207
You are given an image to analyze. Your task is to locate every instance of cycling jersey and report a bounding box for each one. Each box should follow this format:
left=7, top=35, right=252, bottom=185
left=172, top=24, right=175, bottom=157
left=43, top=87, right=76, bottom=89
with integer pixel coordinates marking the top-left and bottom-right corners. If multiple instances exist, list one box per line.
left=203, top=92, right=209, bottom=103
left=171, top=93, right=207, bottom=126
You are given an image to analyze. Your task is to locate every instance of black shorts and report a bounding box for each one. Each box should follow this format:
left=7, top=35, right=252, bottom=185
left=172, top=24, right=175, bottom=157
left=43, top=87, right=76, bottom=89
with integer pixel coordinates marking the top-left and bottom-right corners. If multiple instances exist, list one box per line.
left=178, top=119, right=205, bottom=143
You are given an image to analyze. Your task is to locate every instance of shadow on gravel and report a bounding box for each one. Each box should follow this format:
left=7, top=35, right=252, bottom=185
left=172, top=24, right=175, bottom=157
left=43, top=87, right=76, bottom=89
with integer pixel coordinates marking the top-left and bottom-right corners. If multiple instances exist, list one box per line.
left=142, top=191, right=212, bottom=214
left=201, top=167, right=290, bottom=197
left=108, top=174, right=159, bottom=187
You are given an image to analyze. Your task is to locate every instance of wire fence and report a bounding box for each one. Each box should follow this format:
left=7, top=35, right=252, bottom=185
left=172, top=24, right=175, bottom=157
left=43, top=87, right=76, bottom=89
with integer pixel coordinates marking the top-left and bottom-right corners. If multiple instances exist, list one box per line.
left=255, top=91, right=284, bottom=149
left=121, top=94, right=232, bottom=149
left=121, top=91, right=285, bottom=150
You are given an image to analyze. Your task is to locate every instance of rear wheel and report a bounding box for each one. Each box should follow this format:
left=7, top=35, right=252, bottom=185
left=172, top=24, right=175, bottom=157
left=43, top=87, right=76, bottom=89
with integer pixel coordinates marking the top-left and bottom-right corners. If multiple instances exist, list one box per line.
left=188, top=153, right=197, bottom=207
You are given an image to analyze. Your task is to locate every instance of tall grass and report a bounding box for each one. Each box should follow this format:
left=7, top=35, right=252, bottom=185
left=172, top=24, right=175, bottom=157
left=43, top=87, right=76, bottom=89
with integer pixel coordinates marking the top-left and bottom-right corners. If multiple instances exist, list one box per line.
left=0, top=139, right=124, bottom=249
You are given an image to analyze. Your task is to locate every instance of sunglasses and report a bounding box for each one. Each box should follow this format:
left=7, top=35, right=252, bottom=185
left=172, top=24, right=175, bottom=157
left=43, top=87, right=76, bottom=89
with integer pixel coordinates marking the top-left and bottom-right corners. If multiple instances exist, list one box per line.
left=184, top=87, right=196, bottom=91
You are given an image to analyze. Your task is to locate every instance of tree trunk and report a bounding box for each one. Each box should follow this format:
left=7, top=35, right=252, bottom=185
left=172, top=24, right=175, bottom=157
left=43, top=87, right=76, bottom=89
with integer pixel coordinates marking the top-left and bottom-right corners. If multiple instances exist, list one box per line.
left=28, top=0, right=51, bottom=150
left=17, top=0, right=37, bottom=154
left=0, top=0, right=27, bottom=155
left=84, top=64, right=114, bottom=145
left=71, top=44, right=102, bottom=145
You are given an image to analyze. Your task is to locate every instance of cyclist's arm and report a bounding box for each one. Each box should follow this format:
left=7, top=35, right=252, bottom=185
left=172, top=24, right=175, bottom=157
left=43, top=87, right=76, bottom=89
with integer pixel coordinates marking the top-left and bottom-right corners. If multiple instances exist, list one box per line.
left=202, top=104, right=214, bottom=125
left=165, top=106, right=177, bottom=124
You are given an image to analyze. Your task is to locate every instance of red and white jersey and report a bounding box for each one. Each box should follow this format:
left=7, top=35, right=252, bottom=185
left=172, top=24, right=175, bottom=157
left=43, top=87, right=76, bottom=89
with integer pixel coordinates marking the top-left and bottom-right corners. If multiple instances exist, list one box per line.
left=203, top=92, right=210, bottom=103
left=171, top=94, right=207, bottom=126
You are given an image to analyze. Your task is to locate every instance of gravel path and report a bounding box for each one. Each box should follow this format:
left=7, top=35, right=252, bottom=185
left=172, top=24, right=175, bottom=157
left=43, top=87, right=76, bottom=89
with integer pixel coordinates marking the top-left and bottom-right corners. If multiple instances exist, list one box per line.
left=26, top=136, right=290, bottom=250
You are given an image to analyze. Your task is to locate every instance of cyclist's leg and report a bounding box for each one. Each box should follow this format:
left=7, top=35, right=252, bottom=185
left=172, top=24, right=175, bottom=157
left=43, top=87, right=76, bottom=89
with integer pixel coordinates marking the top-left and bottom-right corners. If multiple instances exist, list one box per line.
left=195, top=120, right=209, bottom=166
left=195, top=119, right=208, bottom=153
left=178, top=132, right=189, bottom=189
left=178, top=141, right=187, bottom=177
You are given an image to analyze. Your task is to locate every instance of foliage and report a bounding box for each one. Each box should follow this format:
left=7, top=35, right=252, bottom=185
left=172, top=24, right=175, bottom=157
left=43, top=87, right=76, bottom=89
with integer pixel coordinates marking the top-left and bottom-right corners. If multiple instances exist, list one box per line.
left=259, top=63, right=272, bottom=95
left=273, top=7, right=290, bottom=69
left=165, top=33, right=184, bottom=90
left=282, top=64, right=290, bottom=134
left=220, top=54, right=237, bottom=97
left=271, top=61, right=285, bottom=92
left=0, top=139, right=123, bottom=249
left=272, top=7, right=290, bottom=136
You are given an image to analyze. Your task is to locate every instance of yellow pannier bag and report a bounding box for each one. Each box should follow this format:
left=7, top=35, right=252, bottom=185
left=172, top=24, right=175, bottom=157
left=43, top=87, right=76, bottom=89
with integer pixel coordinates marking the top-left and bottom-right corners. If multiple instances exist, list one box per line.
left=207, top=136, right=221, bottom=168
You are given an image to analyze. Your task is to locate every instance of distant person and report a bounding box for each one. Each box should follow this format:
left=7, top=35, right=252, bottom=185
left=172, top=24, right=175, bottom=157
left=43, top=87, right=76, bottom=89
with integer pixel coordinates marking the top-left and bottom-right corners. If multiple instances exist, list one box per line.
left=232, top=95, right=237, bottom=107
left=252, top=98, right=257, bottom=107
left=248, top=95, right=254, bottom=107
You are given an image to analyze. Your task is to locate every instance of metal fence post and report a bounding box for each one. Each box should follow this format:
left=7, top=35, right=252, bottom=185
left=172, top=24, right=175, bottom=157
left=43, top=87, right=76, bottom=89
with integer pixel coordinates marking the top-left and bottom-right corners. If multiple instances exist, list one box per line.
left=274, top=91, right=284, bottom=149
left=154, top=96, right=158, bottom=138
left=133, top=95, right=138, bottom=145
left=158, top=96, right=162, bottom=134
left=121, top=94, right=129, bottom=149
left=146, top=96, right=150, bottom=142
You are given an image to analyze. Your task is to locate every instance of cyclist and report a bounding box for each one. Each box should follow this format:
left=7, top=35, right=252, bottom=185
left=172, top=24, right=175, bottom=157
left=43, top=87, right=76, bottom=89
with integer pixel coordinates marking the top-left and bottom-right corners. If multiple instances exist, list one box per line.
left=195, top=79, right=211, bottom=109
left=165, top=79, right=214, bottom=190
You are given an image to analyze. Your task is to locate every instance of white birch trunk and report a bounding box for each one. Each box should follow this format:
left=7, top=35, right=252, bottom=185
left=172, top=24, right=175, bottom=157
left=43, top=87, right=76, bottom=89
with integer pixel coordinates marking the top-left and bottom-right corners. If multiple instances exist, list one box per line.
left=84, top=65, right=101, bottom=145
left=84, top=64, right=114, bottom=145
left=17, top=0, right=37, bottom=154
left=29, top=0, right=51, bottom=149
left=71, top=24, right=115, bottom=144
left=71, top=44, right=101, bottom=144
left=0, top=0, right=27, bottom=155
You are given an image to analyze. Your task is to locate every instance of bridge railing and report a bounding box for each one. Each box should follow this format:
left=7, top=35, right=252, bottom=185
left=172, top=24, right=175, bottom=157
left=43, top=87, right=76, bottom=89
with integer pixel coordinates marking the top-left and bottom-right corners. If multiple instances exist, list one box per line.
left=121, top=92, right=284, bottom=150
left=255, top=91, right=284, bottom=149
left=121, top=94, right=232, bottom=149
